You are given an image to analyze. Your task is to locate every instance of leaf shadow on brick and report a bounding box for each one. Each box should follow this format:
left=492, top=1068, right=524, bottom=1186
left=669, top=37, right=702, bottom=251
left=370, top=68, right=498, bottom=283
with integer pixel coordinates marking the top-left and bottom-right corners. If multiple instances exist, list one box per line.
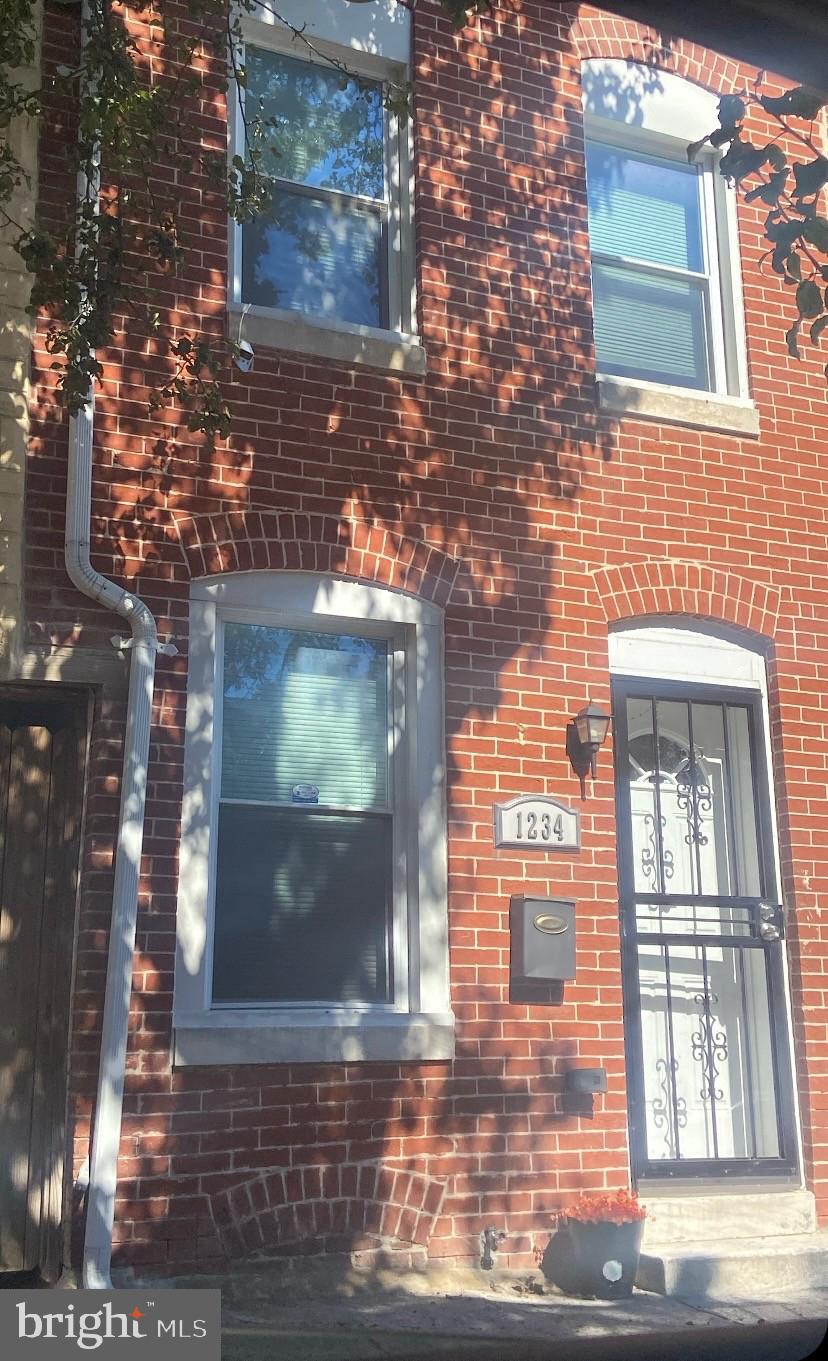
left=21, top=3, right=693, bottom=1285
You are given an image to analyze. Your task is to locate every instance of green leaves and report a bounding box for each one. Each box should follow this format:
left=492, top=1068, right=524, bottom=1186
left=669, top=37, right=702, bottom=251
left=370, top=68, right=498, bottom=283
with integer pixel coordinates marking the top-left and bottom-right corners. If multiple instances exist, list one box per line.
left=786, top=321, right=801, bottom=358
left=438, top=0, right=492, bottom=27
left=744, top=168, right=789, bottom=206
left=701, top=77, right=828, bottom=382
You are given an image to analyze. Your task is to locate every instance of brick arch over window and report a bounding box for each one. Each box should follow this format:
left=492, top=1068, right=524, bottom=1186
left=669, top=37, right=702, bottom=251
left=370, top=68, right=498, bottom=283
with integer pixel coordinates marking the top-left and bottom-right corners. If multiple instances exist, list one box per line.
left=593, top=562, right=781, bottom=639
left=572, top=6, right=747, bottom=94
left=172, top=509, right=461, bottom=607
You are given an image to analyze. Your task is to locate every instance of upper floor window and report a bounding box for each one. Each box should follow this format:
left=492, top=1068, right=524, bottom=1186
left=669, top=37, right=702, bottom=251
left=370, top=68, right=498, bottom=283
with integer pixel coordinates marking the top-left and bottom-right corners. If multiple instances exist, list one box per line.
left=586, top=141, right=722, bottom=392
left=582, top=61, right=755, bottom=432
left=239, top=47, right=396, bottom=330
left=230, top=4, right=418, bottom=367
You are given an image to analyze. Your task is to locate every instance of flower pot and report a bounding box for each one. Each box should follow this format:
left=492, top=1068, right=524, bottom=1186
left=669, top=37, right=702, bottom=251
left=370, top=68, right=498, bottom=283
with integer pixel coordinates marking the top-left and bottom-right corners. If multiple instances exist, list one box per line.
left=564, top=1218, right=644, bottom=1299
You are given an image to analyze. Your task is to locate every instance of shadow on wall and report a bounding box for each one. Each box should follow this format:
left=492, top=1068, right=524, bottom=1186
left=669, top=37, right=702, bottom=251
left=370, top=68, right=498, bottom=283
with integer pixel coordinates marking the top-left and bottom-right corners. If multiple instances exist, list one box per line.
left=18, top=1, right=685, bottom=1279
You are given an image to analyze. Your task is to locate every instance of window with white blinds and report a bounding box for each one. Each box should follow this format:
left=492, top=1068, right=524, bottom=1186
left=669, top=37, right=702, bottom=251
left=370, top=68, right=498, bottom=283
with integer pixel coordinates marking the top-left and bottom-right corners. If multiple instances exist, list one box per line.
left=213, top=623, right=394, bottom=1005
left=238, top=44, right=399, bottom=330
left=586, top=140, right=723, bottom=392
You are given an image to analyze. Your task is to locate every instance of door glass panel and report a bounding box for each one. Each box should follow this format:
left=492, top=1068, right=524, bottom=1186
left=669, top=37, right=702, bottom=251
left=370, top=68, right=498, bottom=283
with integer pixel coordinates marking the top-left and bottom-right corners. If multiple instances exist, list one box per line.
left=638, top=941, right=780, bottom=1161
left=625, top=696, right=762, bottom=899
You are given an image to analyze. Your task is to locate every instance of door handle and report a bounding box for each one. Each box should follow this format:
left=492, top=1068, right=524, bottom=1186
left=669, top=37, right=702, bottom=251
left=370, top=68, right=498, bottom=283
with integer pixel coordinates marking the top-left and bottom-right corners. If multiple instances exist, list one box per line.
left=758, top=901, right=784, bottom=941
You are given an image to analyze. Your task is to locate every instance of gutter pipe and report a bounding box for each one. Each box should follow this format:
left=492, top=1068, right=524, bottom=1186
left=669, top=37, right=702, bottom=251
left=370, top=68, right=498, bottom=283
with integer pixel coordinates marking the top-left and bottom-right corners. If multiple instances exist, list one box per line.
left=68, top=0, right=176, bottom=1290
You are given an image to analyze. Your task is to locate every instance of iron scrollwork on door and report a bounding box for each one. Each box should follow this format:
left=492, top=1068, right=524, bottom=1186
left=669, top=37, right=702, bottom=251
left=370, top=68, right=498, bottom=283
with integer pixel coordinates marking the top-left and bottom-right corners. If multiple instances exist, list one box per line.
left=675, top=751, right=713, bottom=848
left=640, top=812, right=674, bottom=890
left=690, top=988, right=728, bottom=1105
left=651, top=1056, right=687, bottom=1155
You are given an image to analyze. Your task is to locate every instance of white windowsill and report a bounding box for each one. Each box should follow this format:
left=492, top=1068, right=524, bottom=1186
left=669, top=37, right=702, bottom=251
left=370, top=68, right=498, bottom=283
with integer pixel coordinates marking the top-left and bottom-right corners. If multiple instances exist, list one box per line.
left=596, top=374, right=760, bottom=436
left=229, top=304, right=427, bottom=377
left=173, top=1009, right=455, bottom=1066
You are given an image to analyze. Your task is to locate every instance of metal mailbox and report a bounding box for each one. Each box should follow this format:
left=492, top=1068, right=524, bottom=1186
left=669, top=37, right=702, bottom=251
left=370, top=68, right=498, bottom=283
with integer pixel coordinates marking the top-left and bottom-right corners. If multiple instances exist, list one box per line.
left=510, top=895, right=576, bottom=982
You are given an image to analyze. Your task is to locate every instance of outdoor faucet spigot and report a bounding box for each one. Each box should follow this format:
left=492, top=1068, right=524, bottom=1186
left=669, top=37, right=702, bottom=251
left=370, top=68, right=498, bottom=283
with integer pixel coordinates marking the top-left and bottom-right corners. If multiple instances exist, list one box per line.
left=480, top=1225, right=507, bottom=1270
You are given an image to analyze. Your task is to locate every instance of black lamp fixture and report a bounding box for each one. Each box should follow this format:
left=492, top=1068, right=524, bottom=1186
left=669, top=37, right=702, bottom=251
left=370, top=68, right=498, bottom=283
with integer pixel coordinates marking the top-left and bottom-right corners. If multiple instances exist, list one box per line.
left=567, top=699, right=612, bottom=801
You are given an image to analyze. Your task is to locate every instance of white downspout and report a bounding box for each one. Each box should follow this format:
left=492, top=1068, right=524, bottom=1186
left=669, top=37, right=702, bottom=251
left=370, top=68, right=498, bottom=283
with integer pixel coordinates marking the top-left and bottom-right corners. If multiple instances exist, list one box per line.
left=68, top=0, right=176, bottom=1290
left=69, top=396, right=174, bottom=1289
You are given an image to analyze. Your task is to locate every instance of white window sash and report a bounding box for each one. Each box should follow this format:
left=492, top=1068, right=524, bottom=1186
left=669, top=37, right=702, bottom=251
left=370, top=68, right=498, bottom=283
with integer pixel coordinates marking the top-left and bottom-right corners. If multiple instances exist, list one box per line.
left=230, top=20, right=408, bottom=333
left=585, top=114, right=748, bottom=400
left=591, top=250, right=709, bottom=286
left=206, top=608, right=406, bottom=1012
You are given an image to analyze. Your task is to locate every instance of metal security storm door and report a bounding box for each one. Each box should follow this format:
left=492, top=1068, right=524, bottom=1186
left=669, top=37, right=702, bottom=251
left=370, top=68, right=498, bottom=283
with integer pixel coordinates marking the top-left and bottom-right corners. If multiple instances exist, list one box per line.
left=613, top=678, right=798, bottom=1180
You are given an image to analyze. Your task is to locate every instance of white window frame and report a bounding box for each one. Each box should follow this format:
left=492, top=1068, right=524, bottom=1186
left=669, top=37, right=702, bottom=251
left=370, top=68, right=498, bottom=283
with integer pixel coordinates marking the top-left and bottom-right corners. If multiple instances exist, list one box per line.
left=228, top=6, right=422, bottom=373
left=174, top=572, right=453, bottom=1065
left=582, top=60, right=756, bottom=435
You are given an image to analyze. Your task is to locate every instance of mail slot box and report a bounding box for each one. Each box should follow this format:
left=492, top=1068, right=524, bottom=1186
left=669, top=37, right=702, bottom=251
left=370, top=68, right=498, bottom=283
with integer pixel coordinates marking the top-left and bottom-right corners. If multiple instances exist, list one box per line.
left=510, top=895, right=576, bottom=982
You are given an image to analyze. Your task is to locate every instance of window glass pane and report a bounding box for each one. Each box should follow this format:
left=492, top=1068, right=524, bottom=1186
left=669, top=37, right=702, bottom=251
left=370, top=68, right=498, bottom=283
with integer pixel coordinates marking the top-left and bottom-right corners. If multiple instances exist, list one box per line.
left=247, top=47, right=385, bottom=199
left=212, top=805, right=392, bottom=1004
left=592, top=261, right=710, bottom=390
left=221, top=623, right=389, bottom=808
left=586, top=143, right=705, bottom=272
left=725, top=707, right=762, bottom=897
left=241, top=188, right=384, bottom=326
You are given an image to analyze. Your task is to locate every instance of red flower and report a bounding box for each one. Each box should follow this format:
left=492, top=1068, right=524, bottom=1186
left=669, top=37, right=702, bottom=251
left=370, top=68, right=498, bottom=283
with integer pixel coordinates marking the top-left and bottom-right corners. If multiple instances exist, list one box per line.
left=560, top=1189, right=647, bottom=1225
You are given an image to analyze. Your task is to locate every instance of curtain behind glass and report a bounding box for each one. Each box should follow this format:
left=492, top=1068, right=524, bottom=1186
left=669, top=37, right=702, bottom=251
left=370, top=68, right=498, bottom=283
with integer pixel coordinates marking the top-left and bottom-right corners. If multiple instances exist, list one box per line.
left=221, top=624, right=389, bottom=808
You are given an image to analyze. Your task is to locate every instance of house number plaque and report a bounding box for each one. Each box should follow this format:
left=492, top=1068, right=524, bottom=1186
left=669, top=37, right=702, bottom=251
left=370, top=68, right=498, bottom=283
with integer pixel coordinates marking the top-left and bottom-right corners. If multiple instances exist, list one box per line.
left=493, top=795, right=580, bottom=851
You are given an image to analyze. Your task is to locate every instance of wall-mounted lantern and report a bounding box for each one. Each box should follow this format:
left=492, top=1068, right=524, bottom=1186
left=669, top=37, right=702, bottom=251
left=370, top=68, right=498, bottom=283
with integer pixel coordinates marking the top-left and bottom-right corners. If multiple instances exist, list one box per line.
left=567, top=700, right=612, bottom=800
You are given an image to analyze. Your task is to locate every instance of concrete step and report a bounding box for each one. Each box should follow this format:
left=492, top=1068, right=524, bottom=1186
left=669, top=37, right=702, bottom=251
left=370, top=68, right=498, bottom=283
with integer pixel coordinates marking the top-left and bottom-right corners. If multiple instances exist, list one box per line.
left=637, top=1230, right=828, bottom=1298
left=641, top=1189, right=816, bottom=1247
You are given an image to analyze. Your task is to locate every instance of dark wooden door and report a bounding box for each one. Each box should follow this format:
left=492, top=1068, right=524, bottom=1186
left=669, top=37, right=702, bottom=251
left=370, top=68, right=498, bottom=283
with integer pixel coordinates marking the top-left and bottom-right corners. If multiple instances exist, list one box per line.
left=0, top=693, right=87, bottom=1279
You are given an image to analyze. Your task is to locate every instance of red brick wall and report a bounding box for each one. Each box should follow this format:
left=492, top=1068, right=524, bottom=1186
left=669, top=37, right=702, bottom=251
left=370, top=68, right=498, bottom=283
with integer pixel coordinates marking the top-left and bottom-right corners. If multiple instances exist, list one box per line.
left=26, top=0, right=828, bottom=1274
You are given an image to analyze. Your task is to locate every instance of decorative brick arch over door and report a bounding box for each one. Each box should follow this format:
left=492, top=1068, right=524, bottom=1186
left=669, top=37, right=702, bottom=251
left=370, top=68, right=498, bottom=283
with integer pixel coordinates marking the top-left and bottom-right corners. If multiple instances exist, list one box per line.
left=593, top=561, right=782, bottom=640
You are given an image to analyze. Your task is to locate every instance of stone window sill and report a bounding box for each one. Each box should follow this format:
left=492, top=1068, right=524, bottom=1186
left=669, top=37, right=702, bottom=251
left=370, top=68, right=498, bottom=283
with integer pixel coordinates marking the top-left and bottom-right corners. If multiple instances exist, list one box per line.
left=229, top=305, right=427, bottom=377
left=597, top=375, right=760, bottom=437
left=173, top=1010, right=455, bottom=1066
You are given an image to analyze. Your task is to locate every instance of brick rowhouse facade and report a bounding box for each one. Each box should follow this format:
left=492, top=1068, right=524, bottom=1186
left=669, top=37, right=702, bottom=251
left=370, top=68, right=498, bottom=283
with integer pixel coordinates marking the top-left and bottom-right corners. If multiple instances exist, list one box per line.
left=20, top=0, right=828, bottom=1276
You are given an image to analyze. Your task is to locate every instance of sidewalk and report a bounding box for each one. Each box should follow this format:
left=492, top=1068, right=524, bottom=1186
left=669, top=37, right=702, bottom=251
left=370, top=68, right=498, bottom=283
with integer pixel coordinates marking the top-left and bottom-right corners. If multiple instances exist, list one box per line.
left=217, top=1268, right=828, bottom=1361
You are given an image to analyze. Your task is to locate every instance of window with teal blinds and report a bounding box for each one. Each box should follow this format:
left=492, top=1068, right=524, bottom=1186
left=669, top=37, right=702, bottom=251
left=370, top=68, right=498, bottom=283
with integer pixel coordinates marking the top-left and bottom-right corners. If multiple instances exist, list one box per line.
left=214, top=623, right=393, bottom=1005
left=586, top=141, right=715, bottom=391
